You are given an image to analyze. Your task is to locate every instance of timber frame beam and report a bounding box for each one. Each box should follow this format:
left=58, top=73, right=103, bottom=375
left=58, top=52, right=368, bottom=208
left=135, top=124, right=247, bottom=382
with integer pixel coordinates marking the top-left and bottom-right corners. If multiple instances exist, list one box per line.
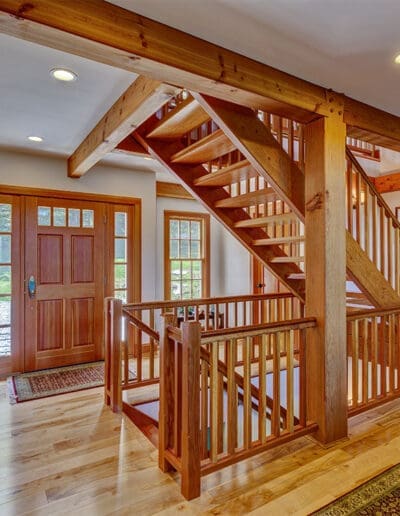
left=68, top=76, right=179, bottom=177
left=1, top=0, right=400, bottom=149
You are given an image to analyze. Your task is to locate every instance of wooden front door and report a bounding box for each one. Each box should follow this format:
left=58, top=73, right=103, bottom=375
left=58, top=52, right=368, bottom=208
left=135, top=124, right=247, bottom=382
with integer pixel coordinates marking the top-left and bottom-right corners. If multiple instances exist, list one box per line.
left=24, top=197, right=105, bottom=371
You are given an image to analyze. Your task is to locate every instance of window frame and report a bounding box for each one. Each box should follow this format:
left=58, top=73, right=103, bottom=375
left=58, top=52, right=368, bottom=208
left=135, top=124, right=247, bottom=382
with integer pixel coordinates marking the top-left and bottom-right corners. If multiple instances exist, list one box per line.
left=164, top=210, right=210, bottom=301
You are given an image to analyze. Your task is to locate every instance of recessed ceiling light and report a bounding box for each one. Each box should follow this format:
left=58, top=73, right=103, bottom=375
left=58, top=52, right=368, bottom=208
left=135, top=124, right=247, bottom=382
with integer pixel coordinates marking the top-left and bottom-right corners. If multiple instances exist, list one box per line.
left=395, top=54, right=400, bottom=64
left=28, top=136, right=43, bottom=142
left=50, top=68, right=78, bottom=82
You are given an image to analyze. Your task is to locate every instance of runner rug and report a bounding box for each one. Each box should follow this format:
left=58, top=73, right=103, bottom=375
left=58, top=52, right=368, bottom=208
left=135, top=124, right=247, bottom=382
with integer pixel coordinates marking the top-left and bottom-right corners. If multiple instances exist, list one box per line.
left=7, top=361, right=134, bottom=404
left=312, top=463, right=400, bottom=515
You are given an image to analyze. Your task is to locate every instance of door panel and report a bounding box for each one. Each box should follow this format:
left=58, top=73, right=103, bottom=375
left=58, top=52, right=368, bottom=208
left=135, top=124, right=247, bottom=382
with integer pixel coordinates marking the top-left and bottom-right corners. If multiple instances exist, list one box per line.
left=24, top=197, right=105, bottom=371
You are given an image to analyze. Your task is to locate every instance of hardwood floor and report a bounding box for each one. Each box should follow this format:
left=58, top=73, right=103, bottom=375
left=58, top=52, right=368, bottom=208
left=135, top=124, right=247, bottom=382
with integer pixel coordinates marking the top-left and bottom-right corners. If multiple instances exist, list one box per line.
left=2, top=381, right=400, bottom=515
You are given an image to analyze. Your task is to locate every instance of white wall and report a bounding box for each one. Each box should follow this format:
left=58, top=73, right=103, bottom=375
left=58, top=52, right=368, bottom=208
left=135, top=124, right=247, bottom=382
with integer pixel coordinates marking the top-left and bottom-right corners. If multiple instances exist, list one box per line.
left=0, top=148, right=252, bottom=302
left=156, top=197, right=251, bottom=300
left=0, top=149, right=157, bottom=300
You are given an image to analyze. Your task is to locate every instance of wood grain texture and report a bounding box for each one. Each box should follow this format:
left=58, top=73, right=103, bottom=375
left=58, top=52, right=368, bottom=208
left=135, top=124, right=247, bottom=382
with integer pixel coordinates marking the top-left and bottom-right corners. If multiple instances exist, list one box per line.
left=3, top=383, right=400, bottom=514
left=68, top=76, right=179, bottom=177
left=305, top=111, right=348, bottom=444
left=156, top=181, right=193, bottom=200
left=193, top=94, right=305, bottom=219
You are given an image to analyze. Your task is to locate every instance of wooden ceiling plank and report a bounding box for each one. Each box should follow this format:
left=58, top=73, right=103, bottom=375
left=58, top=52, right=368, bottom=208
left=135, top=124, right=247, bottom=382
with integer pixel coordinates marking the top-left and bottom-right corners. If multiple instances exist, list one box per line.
left=68, top=75, right=180, bottom=177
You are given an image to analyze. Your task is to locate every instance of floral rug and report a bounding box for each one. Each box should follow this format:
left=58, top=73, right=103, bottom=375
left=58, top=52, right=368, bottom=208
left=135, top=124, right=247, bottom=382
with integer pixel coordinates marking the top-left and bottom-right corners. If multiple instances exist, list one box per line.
left=312, top=463, right=400, bottom=515
left=7, top=361, right=120, bottom=403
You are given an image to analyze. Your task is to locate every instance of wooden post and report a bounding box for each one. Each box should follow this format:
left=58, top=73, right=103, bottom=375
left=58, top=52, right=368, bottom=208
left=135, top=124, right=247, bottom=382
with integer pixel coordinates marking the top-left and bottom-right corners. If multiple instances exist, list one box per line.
left=104, top=298, right=122, bottom=413
left=305, top=100, right=348, bottom=444
left=158, top=313, right=176, bottom=472
left=180, top=320, right=201, bottom=500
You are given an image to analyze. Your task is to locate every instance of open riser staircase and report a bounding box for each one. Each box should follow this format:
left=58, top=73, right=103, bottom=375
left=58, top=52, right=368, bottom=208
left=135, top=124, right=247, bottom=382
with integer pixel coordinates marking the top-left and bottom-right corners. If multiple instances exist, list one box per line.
left=131, top=92, right=400, bottom=310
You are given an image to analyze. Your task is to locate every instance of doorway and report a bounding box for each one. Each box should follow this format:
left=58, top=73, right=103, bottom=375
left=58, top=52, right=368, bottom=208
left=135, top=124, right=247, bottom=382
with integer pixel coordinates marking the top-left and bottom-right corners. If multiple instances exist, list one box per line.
left=0, top=188, right=140, bottom=375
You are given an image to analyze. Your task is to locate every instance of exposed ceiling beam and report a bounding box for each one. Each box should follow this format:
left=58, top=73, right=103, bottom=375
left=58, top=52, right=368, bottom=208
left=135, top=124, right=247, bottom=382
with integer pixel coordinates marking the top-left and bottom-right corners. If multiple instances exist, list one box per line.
left=68, top=76, right=179, bottom=177
left=1, top=1, right=400, bottom=146
left=0, top=0, right=335, bottom=123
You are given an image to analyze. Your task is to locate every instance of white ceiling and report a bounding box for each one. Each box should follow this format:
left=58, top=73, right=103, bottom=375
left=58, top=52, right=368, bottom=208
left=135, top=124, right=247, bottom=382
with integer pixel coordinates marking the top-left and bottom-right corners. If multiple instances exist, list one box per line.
left=1, top=1, right=400, bottom=178
left=113, top=0, right=400, bottom=116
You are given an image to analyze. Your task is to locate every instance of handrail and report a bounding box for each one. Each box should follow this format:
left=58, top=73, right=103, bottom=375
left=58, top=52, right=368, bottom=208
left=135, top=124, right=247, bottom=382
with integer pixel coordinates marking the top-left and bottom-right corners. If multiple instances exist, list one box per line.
left=123, top=292, right=295, bottom=311
left=201, top=317, right=316, bottom=343
left=346, top=146, right=399, bottom=229
left=347, top=305, right=400, bottom=321
left=122, top=308, right=159, bottom=341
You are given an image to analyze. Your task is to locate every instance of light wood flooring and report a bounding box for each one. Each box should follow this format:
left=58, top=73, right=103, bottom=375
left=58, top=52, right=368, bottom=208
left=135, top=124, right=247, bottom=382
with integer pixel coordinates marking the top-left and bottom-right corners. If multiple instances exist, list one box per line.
left=2, top=381, right=400, bottom=515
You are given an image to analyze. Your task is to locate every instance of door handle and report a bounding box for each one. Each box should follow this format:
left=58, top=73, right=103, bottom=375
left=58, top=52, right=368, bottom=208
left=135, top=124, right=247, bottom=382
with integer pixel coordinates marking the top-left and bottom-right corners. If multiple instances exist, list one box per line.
left=256, top=283, right=266, bottom=288
left=28, top=275, right=36, bottom=298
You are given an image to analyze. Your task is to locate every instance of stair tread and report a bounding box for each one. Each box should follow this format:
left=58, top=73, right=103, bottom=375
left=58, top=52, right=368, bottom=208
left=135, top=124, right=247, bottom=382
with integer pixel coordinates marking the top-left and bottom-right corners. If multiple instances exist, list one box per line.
left=147, top=97, right=210, bottom=139
left=194, top=159, right=258, bottom=187
left=215, top=188, right=277, bottom=209
left=270, top=256, right=304, bottom=263
left=235, top=213, right=298, bottom=228
left=253, top=236, right=304, bottom=246
left=170, top=129, right=236, bottom=164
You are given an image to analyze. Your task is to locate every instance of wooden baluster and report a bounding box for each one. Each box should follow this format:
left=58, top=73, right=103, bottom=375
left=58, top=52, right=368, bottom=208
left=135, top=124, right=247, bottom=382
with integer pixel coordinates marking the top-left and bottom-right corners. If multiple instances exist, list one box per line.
left=371, top=317, right=378, bottom=401
left=200, top=358, right=209, bottom=459
left=389, top=314, right=395, bottom=393
left=288, top=120, right=294, bottom=159
left=210, top=341, right=219, bottom=463
left=243, top=336, right=252, bottom=448
left=149, top=308, right=155, bottom=379
left=388, top=219, right=393, bottom=288
left=286, top=330, right=294, bottom=433
left=217, top=370, right=224, bottom=454
left=225, top=302, right=229, bottom=328
left=356, top=171, right=361, bottom=245
left=180, top=321, right=201, bottom=500
left=380, top=206, right=385, bottom=276
left=396, top=228, right=400, bottom=295
left=299, top=328, right=306, bottom=427
left=364, top=183, right=369, bottom=256
left=380, top=316, right=387, bottom=396
left=272, top=333, right=281, bottom=437
left=346, top=161, right=353, bottom=233
left=159, top=313, right=176, bottom=472
left=227, top=338, right=238, bottom=454
left=372, top=195, right=377, bottom=266
left=258, top=333, right=267, bottom=442
left=396, top=314, right=400, bottom=392
left=362, top=319, right=368, bottom=405
left=352, top=320, right=359, bottom=408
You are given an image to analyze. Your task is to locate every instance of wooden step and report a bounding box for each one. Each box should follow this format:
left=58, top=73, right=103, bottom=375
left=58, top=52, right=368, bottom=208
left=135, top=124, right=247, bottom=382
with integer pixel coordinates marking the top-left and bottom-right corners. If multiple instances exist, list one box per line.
left=253, top=236, right=304, bottom=246
left=170, top=129, right=236, bottom=164
left=146, top=97, right=210, bottom=139
left=270, top=256, right=304, bottom=263
left=214, top=188, right=277, bottom=209
left=234, top=213, right=298, bottom=228
left=286, top=272, right=305, bottom=280
left=193, top=159, right=258, bottom=187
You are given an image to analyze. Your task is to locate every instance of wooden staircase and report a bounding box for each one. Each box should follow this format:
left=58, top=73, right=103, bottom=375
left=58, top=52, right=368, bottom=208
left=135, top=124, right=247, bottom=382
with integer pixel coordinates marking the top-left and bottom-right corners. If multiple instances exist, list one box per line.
left=134, top=92, right=400, bottom=309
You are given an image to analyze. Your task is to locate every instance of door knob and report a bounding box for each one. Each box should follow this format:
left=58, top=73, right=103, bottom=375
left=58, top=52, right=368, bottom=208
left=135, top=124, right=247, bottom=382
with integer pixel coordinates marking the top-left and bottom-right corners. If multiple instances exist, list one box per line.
left=256, top=283, right=266, bottom=288
left=28, top=275, right=36, bottom=298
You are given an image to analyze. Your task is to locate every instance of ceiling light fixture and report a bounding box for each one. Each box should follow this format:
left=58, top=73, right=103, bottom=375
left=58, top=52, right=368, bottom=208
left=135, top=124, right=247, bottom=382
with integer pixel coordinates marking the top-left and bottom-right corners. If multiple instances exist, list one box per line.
left=50, top=68, right=78, bottom=82
left=28, top=136, right=43, bottom=142
left=395, top=54, right=400, bottom=64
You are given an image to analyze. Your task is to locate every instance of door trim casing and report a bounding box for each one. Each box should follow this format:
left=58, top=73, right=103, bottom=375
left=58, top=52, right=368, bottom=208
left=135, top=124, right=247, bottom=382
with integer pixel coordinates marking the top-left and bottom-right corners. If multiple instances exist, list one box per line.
left=0, top=184, right=142, bottom=375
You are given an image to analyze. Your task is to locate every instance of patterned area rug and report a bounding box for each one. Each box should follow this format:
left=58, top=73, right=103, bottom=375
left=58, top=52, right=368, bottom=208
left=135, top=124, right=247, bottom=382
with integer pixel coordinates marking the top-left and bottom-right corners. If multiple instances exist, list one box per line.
left=7, top=361, right=125, bottom=403
left=312, top=463, right=400, bottom=515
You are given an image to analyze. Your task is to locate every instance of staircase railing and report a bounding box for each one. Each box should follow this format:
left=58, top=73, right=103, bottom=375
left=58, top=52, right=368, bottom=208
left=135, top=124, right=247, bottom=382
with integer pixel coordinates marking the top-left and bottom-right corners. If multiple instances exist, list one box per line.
left=346, top=147, right=400, bottom=295
left=104, top=293, right=303, bottom=412
left=347, top=306, right=400, bottom=415
left=159, top=314, right=317, bottom=499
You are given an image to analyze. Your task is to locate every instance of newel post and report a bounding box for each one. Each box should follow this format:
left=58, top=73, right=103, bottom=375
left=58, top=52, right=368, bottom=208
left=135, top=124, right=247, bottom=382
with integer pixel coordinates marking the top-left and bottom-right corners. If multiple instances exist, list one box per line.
left=180, top=320, right=201, bottom=500
left=104, top=297, right=123, bottom=413
left=304, top=97, right=348, bottom=444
